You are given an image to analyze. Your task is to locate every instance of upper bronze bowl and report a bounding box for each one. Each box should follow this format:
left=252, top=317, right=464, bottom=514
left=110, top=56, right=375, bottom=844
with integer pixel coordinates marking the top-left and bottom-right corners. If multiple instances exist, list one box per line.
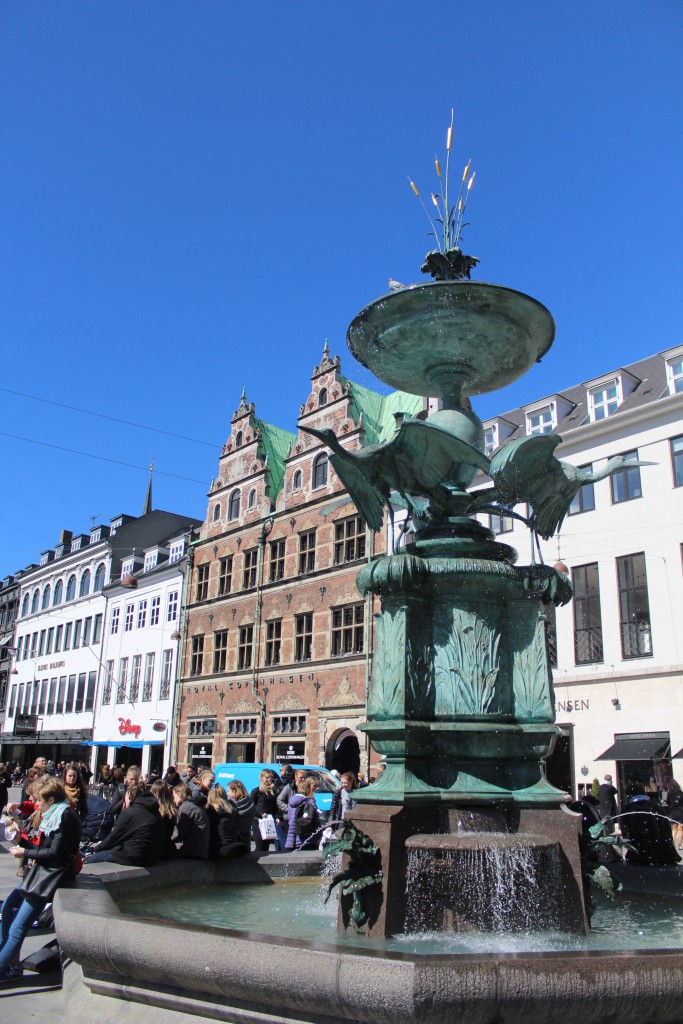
left=347, top=281, right=555, bottom=400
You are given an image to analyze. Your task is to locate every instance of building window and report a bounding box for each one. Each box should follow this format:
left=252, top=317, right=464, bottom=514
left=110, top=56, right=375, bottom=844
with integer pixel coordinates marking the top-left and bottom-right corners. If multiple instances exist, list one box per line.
left=169, top=540, right=185, bottom=563
left=334, top=516, right=366, bottom=564
left=331, top=603, right=364, bottom=656
left=196, top=563, right=210, bottom=601
left=66, top=575, right=76, bottom=601
left=213, top=630, right=228, bottom=673
left=617, top=553, right=652, bottom=659
left=79, top=570, right=91, bottom=597
left=73, top=620, right=82, bottom=649
left=129, top=655, right=141, bottom=702
left=292, top=469, right=303, bottom=491
left=243, top=549, right=257, bottom=589
left=489, top=512, right=513, bottom=535
left=21, top=594, right=29, bottom=617
left=568, top=466, right=596, bottom=515
left=235, top=431, right=243, bottom=448
left=298, top=530, right=316, bottom=574
left=150, top=596, right=160, bottom=626
left=671, top=436, right=683, bottom=487
left=190, top=636, right=204, bottom=676
left=589, top=381, right=620, bottom=421
left=55, top=624, right=63, bottom=652
left=269, top=539, right=286, bottom=582
left=63, top=623, right=72, bottom=650
left=273, top=715, right=306, bottom=734
left=295, top=612, right=313, bottom=662
left=52, top=580, right=63, bottom=605
left=82, top=617, right=92, bottom=647
left=124, top=603, right=134, bottom=631
left=31, top=589, right=39, bottom=614
left=610, top=451, right=642, bottom=504
left=137, top=600, right=147, bottom=629
left=144, top=552, right=157, bottom=573
left=313, top=453, right=328, bottom=488
left=41, top=586, right=51, bottom=610
left=484, top=425, right=498, bottom=457
left=218, top=556, right=233, bottom=596
left=103, top=662, right=114, bottom=705
left=667, top=357, right=683, bottom=395
left=93, top=613, right=103, bottom=644
left=160, top=649, right=173, bottom=699
left=143, top=652, right=155, bottom=700
left=117, top=658, right=128, bottom=703
left=543, top=603, right=558, bottom=668
left=226, top=717, right=257, bottom=735
left=228, top=490, right=241, bottom=521
left=94, top=563, right=106, bottom=591
left=572, top=563, right=603, bottom=665
left=85, top=671, right=96, bottom=712
left=213, top=502, right=221, bottom=523
left=188, top=718, right=216, bottom=736
left=248, top=488, right=257, bottom=509
left=526, top=407, right=555, bottom=435
left=238, top=625, right=254, bottom=669
left=167, top=590, right=179, bottom=621
left=110, top=607, right=120, bottom=634
left=319, top=387, right=328, bottom=407
left=265, top=620, right=282, bottom=666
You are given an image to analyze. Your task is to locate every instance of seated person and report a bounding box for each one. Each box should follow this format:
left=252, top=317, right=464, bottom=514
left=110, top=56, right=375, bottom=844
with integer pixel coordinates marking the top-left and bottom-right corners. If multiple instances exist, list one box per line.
left=173, top=784, right=210, bottom=859
left=621, top=783, right=681, bottom=866
left=84, top=781, right=164, bottom=866
left=206, top=785, right=248, bottom=859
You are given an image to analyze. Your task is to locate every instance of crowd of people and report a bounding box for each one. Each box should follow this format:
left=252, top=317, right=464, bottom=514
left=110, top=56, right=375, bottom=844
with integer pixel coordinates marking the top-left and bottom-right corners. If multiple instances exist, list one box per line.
left=0, top=757, right=365, bottom=982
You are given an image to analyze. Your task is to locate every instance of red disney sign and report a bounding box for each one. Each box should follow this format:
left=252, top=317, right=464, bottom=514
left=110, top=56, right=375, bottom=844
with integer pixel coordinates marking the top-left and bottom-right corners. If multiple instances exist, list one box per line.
left=118, top=717, right=142, bottom=739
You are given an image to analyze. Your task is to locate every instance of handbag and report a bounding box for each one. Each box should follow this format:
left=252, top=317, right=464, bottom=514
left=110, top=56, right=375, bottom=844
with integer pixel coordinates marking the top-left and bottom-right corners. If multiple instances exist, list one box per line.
left=19, top=860, right=70, bottom=901
left=258, top=814, right=278, bottom=841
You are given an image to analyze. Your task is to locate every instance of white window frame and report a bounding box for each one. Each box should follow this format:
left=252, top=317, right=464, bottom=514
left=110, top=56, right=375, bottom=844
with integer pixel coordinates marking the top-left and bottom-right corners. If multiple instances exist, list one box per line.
left=667, top=358, right=683, bottom=395
left=526, top=406, right=555, bottom=435
left=169, top=541, right=185, bottom=563
left=484, top=424, right=498, bottom=457
left=588, top=379, right=621, bottom=422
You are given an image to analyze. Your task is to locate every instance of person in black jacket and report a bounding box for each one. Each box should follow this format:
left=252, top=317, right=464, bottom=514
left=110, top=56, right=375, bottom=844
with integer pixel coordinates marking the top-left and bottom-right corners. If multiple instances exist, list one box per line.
left=206, top=784, right=248, bottom=859
left=1, top=776, right=81, bottom=983
left=84, top=781, right=164, bottom=866
left=173, top=783, right=210, bottom=859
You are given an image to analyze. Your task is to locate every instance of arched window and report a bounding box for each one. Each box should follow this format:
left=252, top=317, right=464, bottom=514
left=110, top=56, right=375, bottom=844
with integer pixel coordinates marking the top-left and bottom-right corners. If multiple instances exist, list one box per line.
left=235, top=431, right=243, bottom=448
left=41, top=585, right=51, bottom=610
left=66, top=575, right=77, bottom=602
left=94, top=564, right=106, bottom=592
left=228, top=489, right=241, bottom=521
left=21, top=594, right=29, bottom=617
left=248, top=488, right=257, bottom=509
left=319, top=387, right=328, bottom=407
left=313, top=452, right=329, bottom=488
left=31, top=589, right=39, bottom=614
left=53, top=580, right=63, bottom=605
left=79, top=570, right=91, bottom=597
left=293, top=469, right=302, bottom=491
left=213, top=503, right=221, bottom=523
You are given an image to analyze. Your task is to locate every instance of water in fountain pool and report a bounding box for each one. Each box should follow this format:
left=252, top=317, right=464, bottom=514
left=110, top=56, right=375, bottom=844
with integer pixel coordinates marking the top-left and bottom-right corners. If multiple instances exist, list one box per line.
left=118, top=875, right=683, bottom=956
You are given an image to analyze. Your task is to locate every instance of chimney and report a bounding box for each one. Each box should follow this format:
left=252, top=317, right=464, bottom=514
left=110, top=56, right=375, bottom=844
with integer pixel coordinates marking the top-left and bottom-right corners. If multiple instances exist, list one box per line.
left=60, top=529, right=73, bottom=545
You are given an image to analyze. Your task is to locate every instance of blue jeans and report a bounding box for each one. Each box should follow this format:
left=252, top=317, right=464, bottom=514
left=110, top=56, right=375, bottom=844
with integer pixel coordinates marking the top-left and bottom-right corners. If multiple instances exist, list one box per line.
left=0, top=886, right=47, bottom=976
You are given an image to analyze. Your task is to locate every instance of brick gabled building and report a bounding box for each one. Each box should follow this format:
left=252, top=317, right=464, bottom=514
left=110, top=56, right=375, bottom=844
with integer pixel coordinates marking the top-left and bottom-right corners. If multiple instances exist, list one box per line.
left=176, top=344, right=422, bottom=775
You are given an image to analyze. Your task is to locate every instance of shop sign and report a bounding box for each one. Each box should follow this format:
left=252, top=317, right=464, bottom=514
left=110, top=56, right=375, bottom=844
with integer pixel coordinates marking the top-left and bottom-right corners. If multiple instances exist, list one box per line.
left=272, top=742, right=305, bottom=764
left=118, top=717, right=142, bottom=738
left=555, top=699, right=589, bottom=713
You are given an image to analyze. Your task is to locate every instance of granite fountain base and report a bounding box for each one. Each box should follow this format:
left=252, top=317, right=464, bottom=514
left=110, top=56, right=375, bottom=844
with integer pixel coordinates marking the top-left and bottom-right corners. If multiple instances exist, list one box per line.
left=55, top=849, right=683, bottom=1024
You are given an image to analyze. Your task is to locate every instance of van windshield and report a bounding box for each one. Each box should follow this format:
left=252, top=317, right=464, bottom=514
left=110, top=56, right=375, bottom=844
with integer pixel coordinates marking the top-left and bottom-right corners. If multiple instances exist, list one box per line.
left=304, top=769, right=338, bottom=793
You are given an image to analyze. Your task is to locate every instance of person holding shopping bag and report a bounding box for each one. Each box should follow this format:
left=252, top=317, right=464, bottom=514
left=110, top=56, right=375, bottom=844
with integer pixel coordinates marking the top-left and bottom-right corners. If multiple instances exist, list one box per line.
left=0, top=775, right=81, bottom=983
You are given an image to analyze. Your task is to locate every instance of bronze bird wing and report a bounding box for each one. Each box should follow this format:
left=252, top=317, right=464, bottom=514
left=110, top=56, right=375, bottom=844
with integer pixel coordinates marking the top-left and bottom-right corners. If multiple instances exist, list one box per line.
left=488, top=434, right=563, bottom=505
left=390, top=419, right=491, bottom=491
left=328, top=451, right=386, bottom=533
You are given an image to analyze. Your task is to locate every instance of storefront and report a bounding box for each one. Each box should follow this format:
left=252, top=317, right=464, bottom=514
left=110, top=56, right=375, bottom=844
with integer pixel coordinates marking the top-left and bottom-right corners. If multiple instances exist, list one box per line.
left=596, top=731, right=672, bottom=803
left=187, top=741, right=214, bottom=771
left=87, top=739, right=166, bottom=774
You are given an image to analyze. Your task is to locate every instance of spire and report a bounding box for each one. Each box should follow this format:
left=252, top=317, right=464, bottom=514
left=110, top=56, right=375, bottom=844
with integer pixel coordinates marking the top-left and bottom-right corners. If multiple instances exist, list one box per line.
left=322, top=339, right=330, bottom=360
left=142, top=459, right=154, bottom=516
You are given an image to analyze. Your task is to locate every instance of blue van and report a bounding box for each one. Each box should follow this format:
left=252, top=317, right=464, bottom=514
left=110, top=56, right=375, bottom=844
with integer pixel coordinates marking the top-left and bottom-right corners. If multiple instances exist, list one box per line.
left=213, top=763, right=340, bottom=816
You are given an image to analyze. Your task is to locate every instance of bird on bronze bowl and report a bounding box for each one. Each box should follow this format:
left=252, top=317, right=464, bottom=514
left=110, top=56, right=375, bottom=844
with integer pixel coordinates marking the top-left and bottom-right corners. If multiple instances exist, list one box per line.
left=470, top=434, right=654, bottom=540
left=300, top=419, right=490, bottom=533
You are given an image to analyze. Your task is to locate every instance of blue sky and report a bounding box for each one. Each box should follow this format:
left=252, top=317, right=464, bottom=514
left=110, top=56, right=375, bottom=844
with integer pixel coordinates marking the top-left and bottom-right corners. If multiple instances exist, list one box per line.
left=1, top=2, right=682, bottom=578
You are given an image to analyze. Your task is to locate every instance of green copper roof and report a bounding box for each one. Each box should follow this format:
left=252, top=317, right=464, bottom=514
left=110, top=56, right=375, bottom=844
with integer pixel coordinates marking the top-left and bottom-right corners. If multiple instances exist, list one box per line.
left=254, top=418, right=297, bottom=501
left=346, top=380, right=423, bottom=445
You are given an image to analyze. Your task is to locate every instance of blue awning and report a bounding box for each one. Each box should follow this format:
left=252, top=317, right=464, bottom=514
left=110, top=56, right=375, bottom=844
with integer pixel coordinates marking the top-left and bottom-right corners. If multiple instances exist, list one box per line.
left=83, top=740, right=165, bottom=749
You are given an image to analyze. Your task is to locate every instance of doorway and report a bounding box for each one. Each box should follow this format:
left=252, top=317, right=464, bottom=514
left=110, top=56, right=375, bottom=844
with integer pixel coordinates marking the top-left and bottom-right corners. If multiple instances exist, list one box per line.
left=325, top=728, right=361, bottom=776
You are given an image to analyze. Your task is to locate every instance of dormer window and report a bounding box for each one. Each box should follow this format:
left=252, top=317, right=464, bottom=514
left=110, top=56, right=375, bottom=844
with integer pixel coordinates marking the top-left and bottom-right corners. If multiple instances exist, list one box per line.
left=667, top=357, right=683, bottom=395
left=319, top=387, right=328, bottom=407
left=484, top=425, right=498, bottom=457
left=526, top=406, right=555, bottom=435
left=71, top=537, right=82, bottom=552
left=169, top=540, right=185, bottom=563
left=144, top=552, right=157, bottom=573
left=588, top=380, right=620, bottom=421
left=121, top=559, right=134, bottom=578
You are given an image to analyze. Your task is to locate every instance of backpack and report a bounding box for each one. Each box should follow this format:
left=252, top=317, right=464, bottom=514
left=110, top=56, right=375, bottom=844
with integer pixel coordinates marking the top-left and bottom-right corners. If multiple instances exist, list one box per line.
left=294, top=798, right=319, bottom=840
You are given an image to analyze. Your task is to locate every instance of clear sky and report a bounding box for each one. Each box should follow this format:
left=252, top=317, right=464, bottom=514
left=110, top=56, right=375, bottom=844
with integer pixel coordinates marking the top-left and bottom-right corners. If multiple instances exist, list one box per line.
left=1, top=2, right=681, bottom=579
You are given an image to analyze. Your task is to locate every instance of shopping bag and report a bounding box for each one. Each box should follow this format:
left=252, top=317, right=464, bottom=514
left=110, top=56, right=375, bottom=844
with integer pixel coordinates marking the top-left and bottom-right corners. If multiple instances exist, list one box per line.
left=258, top=814, right=278, bottom=840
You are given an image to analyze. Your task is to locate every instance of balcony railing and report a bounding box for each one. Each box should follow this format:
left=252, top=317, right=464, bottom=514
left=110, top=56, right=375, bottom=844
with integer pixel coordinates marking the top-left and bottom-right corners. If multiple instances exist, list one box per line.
left=574, top=626, right=604, bottom=665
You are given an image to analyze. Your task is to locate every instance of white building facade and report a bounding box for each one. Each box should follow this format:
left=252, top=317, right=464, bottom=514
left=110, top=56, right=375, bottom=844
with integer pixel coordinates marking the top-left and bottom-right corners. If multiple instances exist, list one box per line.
left=93, top=531, right=194, bottom=777
left=478, top=345, right=683, bottom=802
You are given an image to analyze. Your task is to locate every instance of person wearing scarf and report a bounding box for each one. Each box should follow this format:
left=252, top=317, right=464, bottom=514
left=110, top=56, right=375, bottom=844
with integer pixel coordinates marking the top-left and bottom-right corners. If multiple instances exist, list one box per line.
left=0, top=776, right=81, bottom=983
